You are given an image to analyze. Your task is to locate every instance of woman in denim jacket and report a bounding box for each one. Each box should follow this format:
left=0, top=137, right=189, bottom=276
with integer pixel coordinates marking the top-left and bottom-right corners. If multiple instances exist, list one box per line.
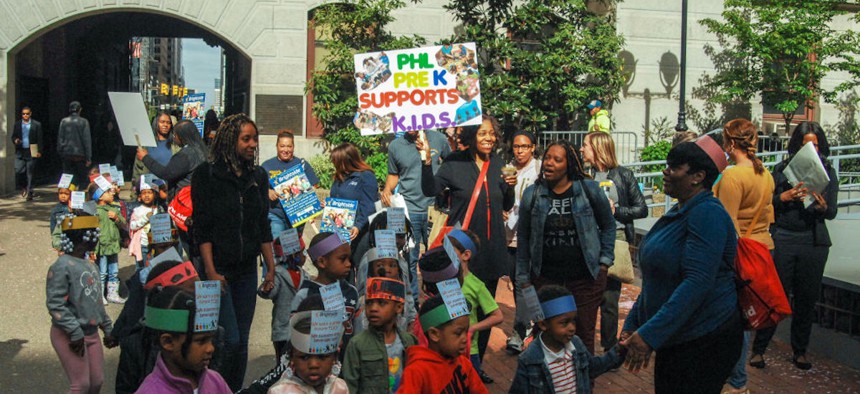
left=515, top=140, right=616, bottom=354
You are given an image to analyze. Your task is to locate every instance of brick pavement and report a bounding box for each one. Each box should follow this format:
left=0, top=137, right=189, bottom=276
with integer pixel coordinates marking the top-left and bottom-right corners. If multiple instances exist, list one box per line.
left=482, top=278, right=860, bottom=394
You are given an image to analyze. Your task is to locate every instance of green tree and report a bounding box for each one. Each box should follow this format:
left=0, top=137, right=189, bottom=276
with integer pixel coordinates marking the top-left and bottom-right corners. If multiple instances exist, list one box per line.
left=700, top=0, right=860, bottom=131
left=306, top=0, right=425, bottom=185
left=443, top=0, right=625, bottom=134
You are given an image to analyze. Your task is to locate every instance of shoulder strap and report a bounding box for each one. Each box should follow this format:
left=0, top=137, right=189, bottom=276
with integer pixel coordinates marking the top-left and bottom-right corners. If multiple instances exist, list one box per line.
left=462, top=160, right=490, bottom=229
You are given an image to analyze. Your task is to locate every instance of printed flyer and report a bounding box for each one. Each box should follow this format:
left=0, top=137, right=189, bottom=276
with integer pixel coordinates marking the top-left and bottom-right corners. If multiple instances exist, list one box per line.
left=194, top=281, right=221, bottom=332
left=182, top=93, right=206, bottom=136
left=270, top=166, right=323, bottom=227
left=321, top=198, right=358, bottom=242
left=353, top=42, right=482, bottom=136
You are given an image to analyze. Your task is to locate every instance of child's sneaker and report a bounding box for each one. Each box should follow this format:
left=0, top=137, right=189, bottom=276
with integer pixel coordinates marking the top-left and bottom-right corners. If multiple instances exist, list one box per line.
left=506, top=333, right=523, bottom=354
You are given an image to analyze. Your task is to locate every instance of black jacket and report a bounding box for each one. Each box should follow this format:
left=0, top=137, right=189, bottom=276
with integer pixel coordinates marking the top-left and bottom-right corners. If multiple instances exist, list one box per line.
left=604, top=166, right=648, bottom=242
left=11, top=119, right=43, bottom=158
left=57, top=113, right=92, bottom=161
left=191, top=160, right=273, bottom=277
left=142, top=145, right=207, bottom=200
left=771, top=160, right=838, bottom=247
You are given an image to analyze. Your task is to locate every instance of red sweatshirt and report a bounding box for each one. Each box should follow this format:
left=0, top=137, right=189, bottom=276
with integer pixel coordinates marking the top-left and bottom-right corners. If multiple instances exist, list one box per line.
left=396, top=346, right=488, bottom=394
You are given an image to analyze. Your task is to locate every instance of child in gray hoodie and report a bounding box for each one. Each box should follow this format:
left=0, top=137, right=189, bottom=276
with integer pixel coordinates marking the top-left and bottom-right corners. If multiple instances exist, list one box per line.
left=47, top=214, right=115, bottom=393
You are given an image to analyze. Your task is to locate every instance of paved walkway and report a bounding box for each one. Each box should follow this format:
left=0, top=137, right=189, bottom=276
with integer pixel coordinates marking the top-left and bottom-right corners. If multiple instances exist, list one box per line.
left=1, top=186, right=858, bottom=393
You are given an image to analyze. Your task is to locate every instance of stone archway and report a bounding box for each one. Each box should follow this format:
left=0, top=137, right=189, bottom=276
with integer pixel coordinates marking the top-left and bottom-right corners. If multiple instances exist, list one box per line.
left=0, top=1, right=313, bottom=194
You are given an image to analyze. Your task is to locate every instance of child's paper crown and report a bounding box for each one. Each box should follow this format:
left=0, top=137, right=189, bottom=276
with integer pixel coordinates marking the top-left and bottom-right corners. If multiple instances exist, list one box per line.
left=366, top=277, right=405, bottom=303
left=418, top=247, right=458, bottom=283
left=143, top=261, right=199, bottom=290
left=307, top=233, right=345, bottom=262
left=289, top=310, right=344, bottom=355
left=446, top=229, right=476, bottom=255
left=540, top=295, right=577, bottom=320
left=419, top=303, right=455, bottom=331
left=61, top=216, right=99, bottom=232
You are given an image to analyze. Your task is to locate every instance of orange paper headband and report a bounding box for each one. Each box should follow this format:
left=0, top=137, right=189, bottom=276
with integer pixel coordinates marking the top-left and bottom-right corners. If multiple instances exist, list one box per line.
left=143, top=261, right=199, bottom=290
left=366, top=277, right=406, bottom=303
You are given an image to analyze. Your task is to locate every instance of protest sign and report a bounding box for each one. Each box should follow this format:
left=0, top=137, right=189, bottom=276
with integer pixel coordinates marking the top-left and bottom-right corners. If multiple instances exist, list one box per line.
left=194, top=281, right=221, bottom=332
left=321, top=198, right=358, bottom=242
left=108, top=92, right=157, bottom=147
left=58, top=174, right=73, bottom=189
left=375, top=229, right=398, bottom=259
left=149, top=213, right=173, bottom=244
left=70, top=191, right=85, bottom=209
left=270, top=166, right=323, bottom=227
left=182, top=93, right=206, bottom=136
left=320, top=282, right=346, bottom=315
left=279, top=228, right=303, bottom=256
left=437, top=278, right=470, bottom=319
left=387, top=207, right=406, bottom=234
left=353, top=42, right=482, bottom=136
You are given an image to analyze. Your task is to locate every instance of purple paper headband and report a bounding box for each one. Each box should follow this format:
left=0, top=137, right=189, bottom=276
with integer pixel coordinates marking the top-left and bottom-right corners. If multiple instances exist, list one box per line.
left=308, top=233, right=346, bottom=261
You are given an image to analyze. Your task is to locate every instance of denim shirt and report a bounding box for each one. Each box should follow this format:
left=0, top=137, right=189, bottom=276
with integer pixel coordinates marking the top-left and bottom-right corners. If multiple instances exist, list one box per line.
left=516, top=179, right=616, bottom=285
left=622, top=191, right=738, bottom=350
left=509, top=334, right=622, bottom=394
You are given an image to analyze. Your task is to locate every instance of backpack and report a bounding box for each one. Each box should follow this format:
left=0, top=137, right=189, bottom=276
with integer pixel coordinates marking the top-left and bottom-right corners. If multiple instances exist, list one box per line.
left=734, top=194, right=792, bottom=330
left=168, top=186, right=192, bottom=232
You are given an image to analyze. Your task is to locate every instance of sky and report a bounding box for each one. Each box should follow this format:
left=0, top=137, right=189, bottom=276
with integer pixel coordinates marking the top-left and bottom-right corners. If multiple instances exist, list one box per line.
left=181, top=38, right=221, bottom=110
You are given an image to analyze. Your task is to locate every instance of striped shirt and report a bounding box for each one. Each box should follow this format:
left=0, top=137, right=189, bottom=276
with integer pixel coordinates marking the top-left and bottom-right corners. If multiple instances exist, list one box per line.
left=540, top=334, right=577, bottom=394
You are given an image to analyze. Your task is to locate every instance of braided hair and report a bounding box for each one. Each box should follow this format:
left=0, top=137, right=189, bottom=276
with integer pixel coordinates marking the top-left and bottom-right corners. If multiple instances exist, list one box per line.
left=209, top=113, right=257, bottom=176
left=722, top=118, right=764, bottom=175
left=537, top=139, right=590, bottom=185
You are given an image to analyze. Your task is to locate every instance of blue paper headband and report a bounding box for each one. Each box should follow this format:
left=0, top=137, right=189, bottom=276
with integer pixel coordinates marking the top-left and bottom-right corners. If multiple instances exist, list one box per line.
left=540, top=295, right=577, bottom=319
left=93, top=187, right=106, bottom=200
left=447, top=229, right=476, bottom=255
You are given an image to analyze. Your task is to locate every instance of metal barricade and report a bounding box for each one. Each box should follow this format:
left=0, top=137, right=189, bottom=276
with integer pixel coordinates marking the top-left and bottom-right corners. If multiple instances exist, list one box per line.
left=537, top=131, right=640, bottom=165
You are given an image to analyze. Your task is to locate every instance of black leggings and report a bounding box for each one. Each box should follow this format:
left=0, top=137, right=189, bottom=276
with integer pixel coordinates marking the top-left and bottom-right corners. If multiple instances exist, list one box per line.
left=654, top=312, right=744, bottom=394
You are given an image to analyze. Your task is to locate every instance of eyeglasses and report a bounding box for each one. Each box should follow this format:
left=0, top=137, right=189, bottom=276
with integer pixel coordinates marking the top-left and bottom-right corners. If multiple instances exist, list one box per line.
left=512, top=144, right=534, bottom=150
left=21, top=112, right=31, bottom=116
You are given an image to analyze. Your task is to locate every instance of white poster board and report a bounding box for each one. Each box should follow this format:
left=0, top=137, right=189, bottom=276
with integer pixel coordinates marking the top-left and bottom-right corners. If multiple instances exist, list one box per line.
left=108, top=92, right=157, bottom=147
left=353, top=43, right=482, bottom=136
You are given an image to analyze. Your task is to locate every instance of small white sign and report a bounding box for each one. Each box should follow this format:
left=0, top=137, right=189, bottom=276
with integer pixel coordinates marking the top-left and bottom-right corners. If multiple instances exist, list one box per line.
left=110, top=166, right=124, bottom=186
left=387, top=207, right=406, bottom=233
left=437, top=278, right=469, bottom=319
left=194, top=281, right=221, bottom=332
left=320, top=282, right=346, bottom=316
left=70, top=191, right=85, bottom=209
left=375, top=229, right=398, bottom=259
left=94, top=175, right=112, bottom=191
left=149, top=213, right=173, bottom=244
left=522, top=285, right=544, bottom=322
left=279, top=228, right=302, bottom=256
left=58, top=174, right=74, bottom=189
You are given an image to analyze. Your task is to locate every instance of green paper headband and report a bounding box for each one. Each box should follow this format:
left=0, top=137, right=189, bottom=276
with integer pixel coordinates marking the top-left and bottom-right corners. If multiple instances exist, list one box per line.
left=144, top=306, right=190, bottom=333
left=419, top=303, right=455, bottom=331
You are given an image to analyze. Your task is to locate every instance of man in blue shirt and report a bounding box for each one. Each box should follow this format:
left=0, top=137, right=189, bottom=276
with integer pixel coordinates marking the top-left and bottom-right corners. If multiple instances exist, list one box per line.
left=382, top=129, right=451, bottom=308
left=12, top=106, right=43, bottom=200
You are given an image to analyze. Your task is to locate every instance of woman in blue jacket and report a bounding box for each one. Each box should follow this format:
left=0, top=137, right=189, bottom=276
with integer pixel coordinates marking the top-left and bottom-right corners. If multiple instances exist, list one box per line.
left=621, top=137, right=743, bottom=393
left=516, top=140, right=617, bottom=354
left=329, top=142, right=380, bottom=240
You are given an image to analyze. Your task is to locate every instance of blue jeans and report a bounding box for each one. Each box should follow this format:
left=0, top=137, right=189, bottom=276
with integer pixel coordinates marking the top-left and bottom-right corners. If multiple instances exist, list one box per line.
left=408, top=211, right=429, bottom=308
left=216, top=269, right=259, bottom=391
left=727, top=330, right=750, bottom=388
left=136, top=245, right=149, bottom=269
left=98, top=254, right=119, bottom=285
